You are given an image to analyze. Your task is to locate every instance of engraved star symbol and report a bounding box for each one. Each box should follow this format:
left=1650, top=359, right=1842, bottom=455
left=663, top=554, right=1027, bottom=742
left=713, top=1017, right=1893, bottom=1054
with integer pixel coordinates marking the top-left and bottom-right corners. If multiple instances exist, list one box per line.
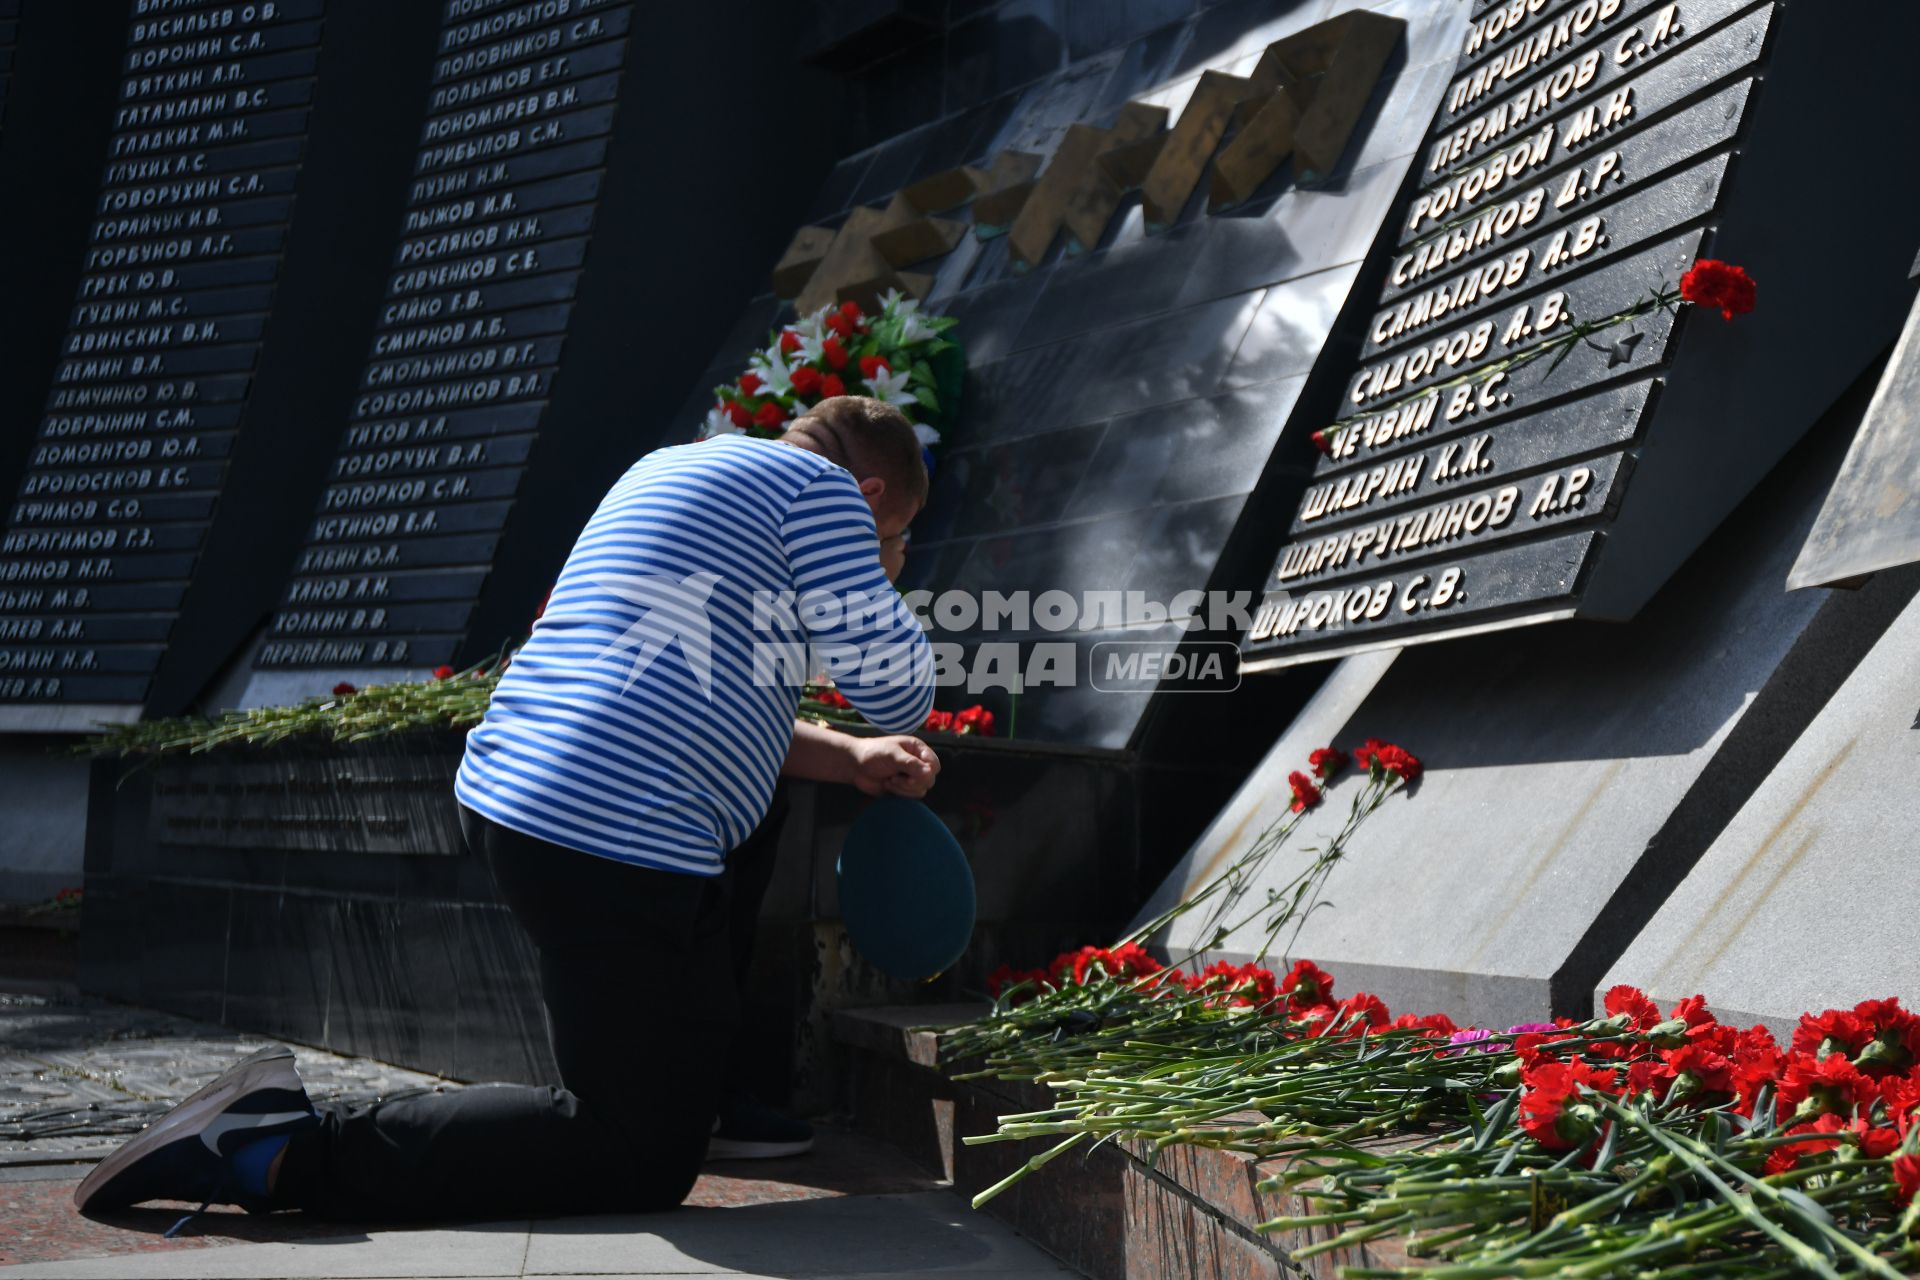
left=1601, top=330, right=1645, bottom=368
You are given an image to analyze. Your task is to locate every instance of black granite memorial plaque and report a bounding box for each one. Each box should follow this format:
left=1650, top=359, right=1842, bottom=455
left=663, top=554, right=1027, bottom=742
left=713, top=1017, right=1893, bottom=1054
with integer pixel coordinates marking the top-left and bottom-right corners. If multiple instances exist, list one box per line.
left=1244, top=0, right=1920, bottom=669
left=0, top=3, right=328, bottom=717
left=0, top=3, right=448, bottom=728
left=0, top=5, right=17, bottom=140
left=252, top=0, right=636, bottom=685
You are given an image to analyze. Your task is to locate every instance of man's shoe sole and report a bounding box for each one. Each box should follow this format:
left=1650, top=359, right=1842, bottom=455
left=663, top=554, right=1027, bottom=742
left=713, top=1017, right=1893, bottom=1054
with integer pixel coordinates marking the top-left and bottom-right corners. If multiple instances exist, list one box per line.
left=706, top=1135, right=815, bottom=1160
left=74, top=1046, right=310, bottom=1214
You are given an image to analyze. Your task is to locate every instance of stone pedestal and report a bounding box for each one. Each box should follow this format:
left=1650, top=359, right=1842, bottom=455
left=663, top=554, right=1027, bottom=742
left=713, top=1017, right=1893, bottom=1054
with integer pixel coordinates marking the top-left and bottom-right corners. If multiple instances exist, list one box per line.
left=78, top=730, right=1178, bottom=1110
left=1139, top=374, right=1920, bottom=1030
left=1601, top=578, right=1920, bottom=1034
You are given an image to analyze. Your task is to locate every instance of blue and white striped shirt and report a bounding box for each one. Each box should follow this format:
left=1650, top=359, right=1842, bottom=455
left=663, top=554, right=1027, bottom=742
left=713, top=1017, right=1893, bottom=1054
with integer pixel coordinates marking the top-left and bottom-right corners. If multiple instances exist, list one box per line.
left=455, top=435, right=934, bottom=875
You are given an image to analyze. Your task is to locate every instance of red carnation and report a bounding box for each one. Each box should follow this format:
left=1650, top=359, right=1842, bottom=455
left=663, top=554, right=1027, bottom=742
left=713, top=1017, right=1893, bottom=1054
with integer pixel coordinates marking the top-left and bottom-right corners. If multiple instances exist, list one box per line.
left=1764, top=1116, right=1897, bottom=1177
left=1287, top=769, right=1321, bottom=813
left=1604, top=984, right=1665, bottom=1031
left=1066, top=946, right=1114, bottom=985
left=1858, top=1123, right=1903, bottom=1159
left=1333, top=992, right=1391, bottom=1033
left=954, top=705, right=995, bottom=736
left=812, top=687, right=850, bottom=709
left=778, top=330, right=800, bottom=354
left=753, top=401, right=787, bottom=429
left=923, top=709, right=954, bottom=733
left=1794, top=1007, right=1871, bottom=1060
left=1373, top=743, right=1422, bottom=783
left=1766, top=1115, right=1849, bottom=1176
left=859, top=354, right=891, bottom=380
left=821, top=337, right=849, bottom=370
left=1308, top=746, right=1347, bottom=780
left=726, top=401, right=754, bottom=428
left=331, top=681, right=357, bottom=696
left=987, top=964, right=1049, bottom=1000
left=1591, top=983, right=1663, bottom=1059
left=1389, top=1011, right=1459, bottom=1037
left=1626, top=1056, right=1677, bottom=1101
left=1198, top=961, right=1279, bottom=1009
left=1850, top=997, right=1920, bottom=1075
left=1662, top=1042, right=1735, bottom=1103
left=789, top=366, right=824, bottom=398
left=1730, top=1025, right=1786, bottom=1115
left=1280, top=958, right=1334, bottom=1009
left=1519, top=1060, right=1617, bottom=1150
left=826, top=311, right=855, bottom=338
left=1310, top=430, right=1331, bottom=456
left=839, top=300, right=863, bottom=323
left=1879, top=1075, right=1920, bottom=1121
left=1778, top=1052, right=1876, bottom=1121
left=432, top=665, right=455, bottom=679
left=1108, top=941, right=1163, bottom=979
left=738, top=372, right=764, bottom=394
left=1894, top=1154, right=1920, bottom=1205
left=1678, top=258, right=1756, bottom=322
left=1513, top=1030, right=1578, bottom=1066
left=821, top=373, right=846, bottom=398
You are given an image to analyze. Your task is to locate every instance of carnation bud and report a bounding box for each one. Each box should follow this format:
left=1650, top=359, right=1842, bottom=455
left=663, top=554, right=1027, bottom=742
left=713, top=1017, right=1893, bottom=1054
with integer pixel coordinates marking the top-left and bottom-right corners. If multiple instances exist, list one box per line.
left=1557, top=1102, right=1601, bottom=1146
left=1792, top=1084, right=1846, bottom=1123
left=1855, top=1034, right=1912, bottom=1072
left=1593, top=1012, right=1637, bottom=1035
left=1667, top=1071, right=1702, bottom=1105
left=1645, top=1017, right=1691, bottom=1049
left=1491, top=1059, right=1523, bottom=1089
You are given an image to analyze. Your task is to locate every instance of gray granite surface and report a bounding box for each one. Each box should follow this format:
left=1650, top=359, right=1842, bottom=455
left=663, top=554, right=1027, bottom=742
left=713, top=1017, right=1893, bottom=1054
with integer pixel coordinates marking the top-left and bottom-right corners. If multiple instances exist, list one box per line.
left=0, top=994, right=457, bottom=1164
left=1601, top=586, right=1920, bottom=1034
left=1138, top=408, right=1920, bottom=1030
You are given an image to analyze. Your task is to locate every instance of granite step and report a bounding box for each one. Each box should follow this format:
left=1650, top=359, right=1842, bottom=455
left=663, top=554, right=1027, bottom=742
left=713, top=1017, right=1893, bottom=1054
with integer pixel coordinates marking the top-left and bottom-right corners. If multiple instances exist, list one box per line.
left=833, top=1004, right=1412, bottom=1280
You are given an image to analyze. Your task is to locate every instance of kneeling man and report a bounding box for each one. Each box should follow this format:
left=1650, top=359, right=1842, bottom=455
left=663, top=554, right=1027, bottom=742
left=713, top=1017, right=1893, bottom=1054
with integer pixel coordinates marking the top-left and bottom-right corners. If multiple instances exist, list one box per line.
left=79, top=396, right=937, bottom=1224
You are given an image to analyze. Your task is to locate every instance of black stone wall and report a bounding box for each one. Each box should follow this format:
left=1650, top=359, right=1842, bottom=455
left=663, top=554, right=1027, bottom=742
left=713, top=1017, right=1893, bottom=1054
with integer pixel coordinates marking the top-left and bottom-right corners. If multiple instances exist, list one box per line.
left=81, top=733, right=1179, bottom=1104
left=679, top=0, right=1465, bottom=760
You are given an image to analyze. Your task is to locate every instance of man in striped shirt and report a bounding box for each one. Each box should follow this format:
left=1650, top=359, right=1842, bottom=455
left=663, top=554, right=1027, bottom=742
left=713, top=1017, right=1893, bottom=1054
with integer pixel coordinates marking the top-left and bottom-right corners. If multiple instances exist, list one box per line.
left=76, top=398, right=941, bottom=1224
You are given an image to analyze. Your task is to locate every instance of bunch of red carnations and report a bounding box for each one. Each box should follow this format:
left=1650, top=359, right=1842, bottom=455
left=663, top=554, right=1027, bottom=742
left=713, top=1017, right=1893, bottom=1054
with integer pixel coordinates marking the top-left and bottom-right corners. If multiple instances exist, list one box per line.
left=1515, top=985, right=1920, bottom=1191
left=801, top=684, right=996, bottom=737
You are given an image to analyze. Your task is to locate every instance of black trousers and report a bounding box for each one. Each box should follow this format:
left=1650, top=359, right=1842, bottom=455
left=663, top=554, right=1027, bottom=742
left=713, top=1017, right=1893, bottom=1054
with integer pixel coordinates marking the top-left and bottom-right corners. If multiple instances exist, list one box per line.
left=277, top=787, right=788, bottom=1222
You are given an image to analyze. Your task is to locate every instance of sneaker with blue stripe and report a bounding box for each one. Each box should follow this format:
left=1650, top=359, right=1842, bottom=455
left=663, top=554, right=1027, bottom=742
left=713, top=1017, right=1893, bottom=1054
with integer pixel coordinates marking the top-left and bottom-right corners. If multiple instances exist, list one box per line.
left=74, top=1045, right=318, bottom=1219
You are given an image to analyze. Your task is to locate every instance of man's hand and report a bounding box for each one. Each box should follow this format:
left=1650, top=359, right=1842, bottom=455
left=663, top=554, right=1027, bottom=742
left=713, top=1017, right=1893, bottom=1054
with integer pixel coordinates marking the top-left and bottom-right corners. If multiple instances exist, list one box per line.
left=783, top=720, right=942, bottom=798
left=849, top=734, right=940, bottom=798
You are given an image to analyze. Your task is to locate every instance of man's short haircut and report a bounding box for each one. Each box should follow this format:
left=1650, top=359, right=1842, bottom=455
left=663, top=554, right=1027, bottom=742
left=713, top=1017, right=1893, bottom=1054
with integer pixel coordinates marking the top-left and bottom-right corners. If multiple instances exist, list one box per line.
left=786, top=395, right=928, bottom=511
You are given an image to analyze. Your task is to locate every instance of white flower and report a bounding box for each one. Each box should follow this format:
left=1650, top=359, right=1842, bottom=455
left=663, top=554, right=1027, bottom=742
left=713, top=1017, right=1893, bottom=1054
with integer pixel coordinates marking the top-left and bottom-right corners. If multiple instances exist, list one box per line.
left=880, top=289, right=941, bottom=345
left=862, top=363, right=918, bottom=407
left=703, top=405, right=740, bottom=438
left=747, top=344, right=795, bottom=398
left=794, top=306, right=832, bottom=343
left=912, top=422, right=942, bottom=448
left=788, top=305, right=837, bottom=364
left=792, top=331, right=829, bottom=365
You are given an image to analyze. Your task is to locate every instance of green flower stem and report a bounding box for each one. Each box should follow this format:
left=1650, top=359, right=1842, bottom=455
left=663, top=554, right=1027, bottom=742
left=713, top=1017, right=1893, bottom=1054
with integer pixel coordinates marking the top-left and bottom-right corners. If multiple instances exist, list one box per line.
left=1317, top=287, right=1683, bottom=452
left=1601, top=1099, right=1886, bottom=1280
left=966, top=1132, right=1087, bottom=1210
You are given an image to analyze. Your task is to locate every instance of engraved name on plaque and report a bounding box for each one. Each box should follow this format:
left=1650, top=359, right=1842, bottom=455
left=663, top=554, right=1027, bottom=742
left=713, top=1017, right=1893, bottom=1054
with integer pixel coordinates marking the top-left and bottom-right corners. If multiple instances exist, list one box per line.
left=256, top=0, right=634, bottom=676
left=1243, top=0, right=1780, bottom=669
left=0, top=0, right=327, bottom=716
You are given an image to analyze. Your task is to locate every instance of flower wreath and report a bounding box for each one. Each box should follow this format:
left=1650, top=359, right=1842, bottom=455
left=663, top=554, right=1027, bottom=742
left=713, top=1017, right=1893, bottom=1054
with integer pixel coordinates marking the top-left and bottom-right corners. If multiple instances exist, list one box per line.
left=698, top=291, right=963, bottom=470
